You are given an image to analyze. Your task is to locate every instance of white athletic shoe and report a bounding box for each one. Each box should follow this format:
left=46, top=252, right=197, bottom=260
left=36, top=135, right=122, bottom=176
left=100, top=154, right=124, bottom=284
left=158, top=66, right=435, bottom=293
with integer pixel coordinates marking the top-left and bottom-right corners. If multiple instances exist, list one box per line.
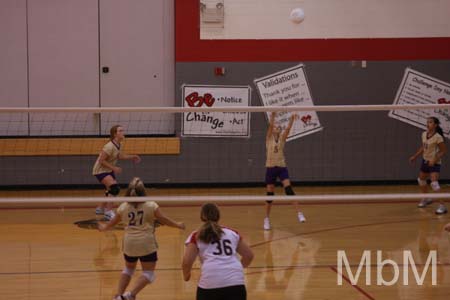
left=122, top=292, right=135, bottom=300
left=298, top=212, right=306, bottom=223
left=417, top=198, right=433, bottom=208
left=104, top=210, right=115, bottom=221
left=113, top=295, right=123, bottom=300
left=263, top=217, right=271, bottom=230
left=435, top=204, right=448, bottom=215
left=95, top=207, right=105, bottom=215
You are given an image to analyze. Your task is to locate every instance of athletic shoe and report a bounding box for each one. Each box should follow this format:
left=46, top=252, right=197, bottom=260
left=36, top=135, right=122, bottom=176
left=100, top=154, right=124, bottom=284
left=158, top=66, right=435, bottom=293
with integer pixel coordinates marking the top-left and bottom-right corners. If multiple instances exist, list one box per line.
left=113, top=295, right=124, bottom=300
left=435, top=204, right=448, bottom=215
left=104, top=210, right=115, bottom=221
left=95, top=207, right=105, bottom=215
left=417, top=198, right=433, bottom=208
left=122, top=292, right=135, bottom=300
left=298, top=212, right=306, bottom=223
left=263, top=217, right=271, bottom=230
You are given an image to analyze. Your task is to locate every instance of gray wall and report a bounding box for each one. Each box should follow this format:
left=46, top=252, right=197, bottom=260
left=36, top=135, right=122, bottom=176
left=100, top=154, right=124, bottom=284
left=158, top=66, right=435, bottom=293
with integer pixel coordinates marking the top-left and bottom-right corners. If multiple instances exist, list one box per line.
left=2, top=60, right=450, bottom=186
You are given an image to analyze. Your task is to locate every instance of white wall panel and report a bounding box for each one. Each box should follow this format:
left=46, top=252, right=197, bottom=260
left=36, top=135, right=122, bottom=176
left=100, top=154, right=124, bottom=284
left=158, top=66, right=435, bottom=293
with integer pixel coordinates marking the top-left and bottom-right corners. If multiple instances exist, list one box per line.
left=0, top=0, right=29, bottom=135
left=28, top=0, right=99, bottom=135
left=201, top=0, right=450, bottom=39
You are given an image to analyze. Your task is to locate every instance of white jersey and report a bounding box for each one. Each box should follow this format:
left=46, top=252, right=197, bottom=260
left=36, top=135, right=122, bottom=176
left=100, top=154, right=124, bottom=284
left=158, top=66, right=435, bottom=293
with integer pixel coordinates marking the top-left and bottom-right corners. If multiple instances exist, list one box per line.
left=185, top=227, right=244, bottom=289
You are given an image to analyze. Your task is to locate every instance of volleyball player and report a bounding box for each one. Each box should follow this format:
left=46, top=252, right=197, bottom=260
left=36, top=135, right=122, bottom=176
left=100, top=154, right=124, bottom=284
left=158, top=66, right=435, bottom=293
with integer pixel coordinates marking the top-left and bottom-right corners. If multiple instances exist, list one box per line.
left=264, top=112, right=306, bottom=230
left=409, top=117, right=447, bottom=214
left=98, top=177, right=185, bottom=300
left=182, top=203, right=254, bottom=300
left=92, top=125, right=141, bottom=220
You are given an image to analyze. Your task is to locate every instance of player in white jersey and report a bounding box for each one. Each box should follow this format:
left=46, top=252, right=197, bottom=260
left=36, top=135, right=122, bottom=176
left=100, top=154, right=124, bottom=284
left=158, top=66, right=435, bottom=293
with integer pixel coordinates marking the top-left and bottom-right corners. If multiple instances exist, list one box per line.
left=264, top=112, right=306, bottom=230
left=93, top=125, right=141, bottom=220
left=98, top=177, right=185, bottom=300
left=409, top=117, right=447, bottom=214
left=182, top=203, right=254, bottom=300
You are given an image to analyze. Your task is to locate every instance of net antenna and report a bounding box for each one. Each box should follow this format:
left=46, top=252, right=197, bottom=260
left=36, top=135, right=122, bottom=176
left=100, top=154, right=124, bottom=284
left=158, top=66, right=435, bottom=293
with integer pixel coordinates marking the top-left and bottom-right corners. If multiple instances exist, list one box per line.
left=200, top=0, right=224, bottom=27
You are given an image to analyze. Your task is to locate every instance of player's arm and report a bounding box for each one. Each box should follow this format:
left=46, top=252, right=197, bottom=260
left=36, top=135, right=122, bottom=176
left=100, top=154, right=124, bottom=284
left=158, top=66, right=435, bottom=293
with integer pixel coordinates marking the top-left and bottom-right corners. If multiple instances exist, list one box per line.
left=182, top=243, right=198, bottom=281
left=98, top=151, right=122, bottom=173
left=282, top=113, right=298, bottom=140
left=266, top=112, right=276, bottom=139
left=98, top=214, right=122, bottom=231
left=118, top=153, right=141, bottom=163
left=409, top=146, right=424, bottom=163
left=430, top=142, right=447, bottom=165
left=154, top=208, right=185, bottom=229
left=236, top=238, right=254, bottom=268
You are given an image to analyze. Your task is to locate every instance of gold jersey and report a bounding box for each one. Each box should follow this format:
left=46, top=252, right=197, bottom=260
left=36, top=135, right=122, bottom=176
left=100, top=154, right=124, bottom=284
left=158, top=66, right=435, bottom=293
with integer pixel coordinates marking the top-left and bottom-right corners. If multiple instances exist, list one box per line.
left=422, top=131, right=444, bottom=164
left=266, top=135, right=286, bottom=167
left=92, top=141, right=121, bottom=175
left=117, top=201, right=159, bottom=257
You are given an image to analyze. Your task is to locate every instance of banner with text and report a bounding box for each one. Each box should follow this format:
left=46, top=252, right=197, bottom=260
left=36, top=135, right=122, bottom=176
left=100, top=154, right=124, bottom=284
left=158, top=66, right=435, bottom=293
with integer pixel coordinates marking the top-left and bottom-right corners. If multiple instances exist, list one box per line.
left=254, top=64, right=322, bottom=141
left=388, top=68, right=450, bottom=137
left=182, top=85, right=251, bottom=137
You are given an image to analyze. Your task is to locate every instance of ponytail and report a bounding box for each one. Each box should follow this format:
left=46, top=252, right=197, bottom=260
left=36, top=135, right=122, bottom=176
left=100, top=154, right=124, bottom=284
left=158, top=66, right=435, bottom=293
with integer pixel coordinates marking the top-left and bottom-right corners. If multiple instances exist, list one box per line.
left=125, top=177, right=147, bottom=207
left=198, top=203, right=223, bottom=243
left=198, top=221, right=223, bottom=243
left=436, top=125, right=444, bottom=137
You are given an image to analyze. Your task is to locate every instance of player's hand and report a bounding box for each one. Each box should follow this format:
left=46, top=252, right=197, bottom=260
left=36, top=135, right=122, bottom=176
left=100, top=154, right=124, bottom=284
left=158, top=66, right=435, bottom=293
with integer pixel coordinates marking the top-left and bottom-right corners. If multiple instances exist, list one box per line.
left=98, top=222, right=107, bottom=232
left=178, top=222, right=186, bottom=230
left=409, top=156, right=416, bottom=164
left=113, top=166, right=122, bottom=174
left=132, top=155, right=141, bottom=164
left=444, top=223, right=450, bottom=232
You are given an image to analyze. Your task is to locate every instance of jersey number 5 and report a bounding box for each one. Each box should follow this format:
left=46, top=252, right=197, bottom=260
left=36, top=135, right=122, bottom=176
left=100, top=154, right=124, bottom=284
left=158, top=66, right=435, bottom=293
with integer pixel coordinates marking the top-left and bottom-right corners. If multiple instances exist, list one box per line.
left=212, top=239, right=233, bottom=256
left=128, top=211, right=144, bottom=226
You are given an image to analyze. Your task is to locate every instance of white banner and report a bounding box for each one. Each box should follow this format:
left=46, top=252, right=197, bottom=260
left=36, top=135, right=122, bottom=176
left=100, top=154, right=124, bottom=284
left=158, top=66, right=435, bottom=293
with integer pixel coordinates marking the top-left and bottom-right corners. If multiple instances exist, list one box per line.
left=254, top=64, right=322, bottom=141
left=388, top=68, right=450, bottom=137
left=182, top=85, right=251, bottom=137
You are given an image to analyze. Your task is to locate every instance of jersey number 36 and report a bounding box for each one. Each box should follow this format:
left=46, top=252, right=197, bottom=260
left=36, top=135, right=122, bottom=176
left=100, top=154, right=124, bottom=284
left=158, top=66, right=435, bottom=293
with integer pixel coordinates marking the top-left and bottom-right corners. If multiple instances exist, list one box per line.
left=212, top=239, right=233, bottom=256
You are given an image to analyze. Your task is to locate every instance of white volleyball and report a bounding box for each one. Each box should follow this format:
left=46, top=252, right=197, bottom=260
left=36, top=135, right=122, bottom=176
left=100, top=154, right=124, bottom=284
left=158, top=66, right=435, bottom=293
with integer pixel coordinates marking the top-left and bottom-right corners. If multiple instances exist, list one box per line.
left=290, top=8, right=305, bottom=24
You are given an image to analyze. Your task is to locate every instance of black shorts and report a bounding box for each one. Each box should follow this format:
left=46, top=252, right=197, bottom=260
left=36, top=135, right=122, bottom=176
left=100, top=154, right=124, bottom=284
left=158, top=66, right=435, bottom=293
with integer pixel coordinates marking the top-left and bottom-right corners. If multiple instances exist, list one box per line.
left=124, top=251, right=158, bottom=263
left=197, top=285, right=246, bottom=300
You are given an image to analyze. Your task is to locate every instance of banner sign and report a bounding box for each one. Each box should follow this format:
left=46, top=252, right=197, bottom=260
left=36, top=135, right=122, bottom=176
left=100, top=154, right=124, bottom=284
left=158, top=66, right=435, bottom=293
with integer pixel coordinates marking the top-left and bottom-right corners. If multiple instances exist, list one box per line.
left=254, top=64, right=322, bottom=141
left=182, top=85, right=251, bottom=137
left=389, top=68, right=450, bottom=137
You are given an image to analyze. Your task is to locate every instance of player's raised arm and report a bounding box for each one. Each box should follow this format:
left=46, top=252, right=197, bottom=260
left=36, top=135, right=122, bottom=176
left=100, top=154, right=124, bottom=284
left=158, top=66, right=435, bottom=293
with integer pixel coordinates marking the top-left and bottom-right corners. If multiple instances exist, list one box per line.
left=266, top=112, right=276, bottom=139
left=282, top=113, right=298, bottom=140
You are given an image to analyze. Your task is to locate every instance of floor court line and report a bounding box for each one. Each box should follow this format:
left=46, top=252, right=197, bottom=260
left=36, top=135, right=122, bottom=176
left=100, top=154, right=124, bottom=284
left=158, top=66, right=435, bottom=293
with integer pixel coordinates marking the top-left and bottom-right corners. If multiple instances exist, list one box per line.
left=330, top=265, right=376, bottom=300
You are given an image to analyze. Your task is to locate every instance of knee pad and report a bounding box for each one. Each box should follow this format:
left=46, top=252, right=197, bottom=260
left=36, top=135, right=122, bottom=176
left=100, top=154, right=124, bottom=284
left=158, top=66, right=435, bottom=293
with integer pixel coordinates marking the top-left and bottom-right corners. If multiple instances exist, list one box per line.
left=122, top=267, right=135, bottom=277
left=417, top=178, right=427, bottom=187
left=108, top=184, right=120, bottom=196
left=142, top=270, right=155, bottom=283
left=266, top=192, right=274, bottom=204
left=284, top=185, right=295, bottom=196
left=431, top=181, right=440, bottom=192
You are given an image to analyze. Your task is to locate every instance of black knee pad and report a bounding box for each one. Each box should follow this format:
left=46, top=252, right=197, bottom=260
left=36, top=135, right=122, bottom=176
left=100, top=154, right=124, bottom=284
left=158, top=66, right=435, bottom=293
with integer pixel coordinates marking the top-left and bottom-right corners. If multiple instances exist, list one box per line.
left=284, top=186, right=295, bottom=195
left=108, top=184, right=120, bottom=196
left=266, top=191, right=274, bottom=204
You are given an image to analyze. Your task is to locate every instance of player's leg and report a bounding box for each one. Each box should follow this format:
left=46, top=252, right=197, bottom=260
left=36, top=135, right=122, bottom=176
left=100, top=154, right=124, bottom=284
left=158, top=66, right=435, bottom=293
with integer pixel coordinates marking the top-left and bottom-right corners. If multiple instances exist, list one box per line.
left=280, top=169, right=305, bottom=223
left=430, top=172, right=447, bottom=214
left=101, top=174, right=119, bottom=220
left=417, top=169, right=431, bottom=208
left=127, top=253, right=157, bottom=299
left=114, top=256, right=137, bottom=299
left=264, top=168, right=276, bottom=230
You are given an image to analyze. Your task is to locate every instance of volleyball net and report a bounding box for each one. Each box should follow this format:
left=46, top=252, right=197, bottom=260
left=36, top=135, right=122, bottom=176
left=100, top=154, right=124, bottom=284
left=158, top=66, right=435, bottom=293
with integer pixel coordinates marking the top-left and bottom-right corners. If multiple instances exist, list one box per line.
left=0, top=103, right=449, bottom=205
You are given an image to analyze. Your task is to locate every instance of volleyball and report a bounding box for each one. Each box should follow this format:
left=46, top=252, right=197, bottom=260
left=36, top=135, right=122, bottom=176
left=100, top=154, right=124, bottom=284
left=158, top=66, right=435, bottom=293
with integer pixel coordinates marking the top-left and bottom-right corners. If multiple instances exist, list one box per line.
left=290, top=8, right=305, bottom=24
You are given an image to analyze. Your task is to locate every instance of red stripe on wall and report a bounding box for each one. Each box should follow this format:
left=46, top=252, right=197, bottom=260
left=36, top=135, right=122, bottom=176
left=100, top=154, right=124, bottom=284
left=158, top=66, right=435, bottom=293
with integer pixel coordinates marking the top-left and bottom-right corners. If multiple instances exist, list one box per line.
left=175, top=0, right=450, bottom=62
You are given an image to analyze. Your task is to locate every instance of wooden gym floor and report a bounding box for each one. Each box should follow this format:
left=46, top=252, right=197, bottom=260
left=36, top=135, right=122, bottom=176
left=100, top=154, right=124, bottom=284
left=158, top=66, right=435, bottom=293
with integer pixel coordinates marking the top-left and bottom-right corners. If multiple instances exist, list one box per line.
left=0, top=186, right=449, bottom=300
